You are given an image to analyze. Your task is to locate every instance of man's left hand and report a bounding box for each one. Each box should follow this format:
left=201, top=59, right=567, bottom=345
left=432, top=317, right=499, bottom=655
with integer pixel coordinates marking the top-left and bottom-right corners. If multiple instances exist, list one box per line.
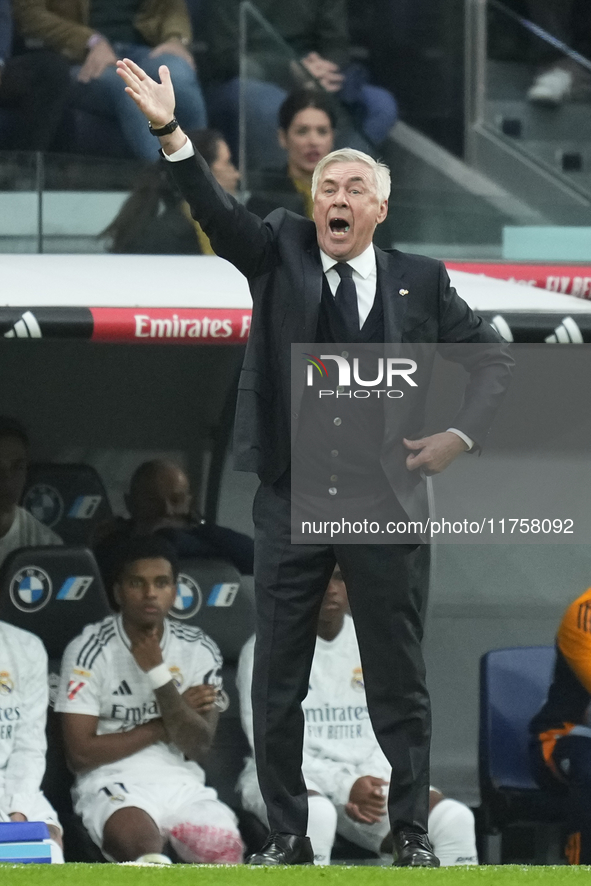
left=182, top=684, right=218, bottom=714
left=149, top=40, right=195, bottom=71
left=131, top=627, right=164, bottom=672
left=300, top=52, right=343, bottom=92
left=404, top=431, right=468, bottom=475
left=9, top=813, right=27, bottom=822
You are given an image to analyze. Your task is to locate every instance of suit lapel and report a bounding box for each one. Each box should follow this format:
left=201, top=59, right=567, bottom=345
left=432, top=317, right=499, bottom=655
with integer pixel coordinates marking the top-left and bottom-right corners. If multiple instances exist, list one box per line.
left=376, top=247, right=408, bottom=342
left=301, top=241, right=324, bottom=342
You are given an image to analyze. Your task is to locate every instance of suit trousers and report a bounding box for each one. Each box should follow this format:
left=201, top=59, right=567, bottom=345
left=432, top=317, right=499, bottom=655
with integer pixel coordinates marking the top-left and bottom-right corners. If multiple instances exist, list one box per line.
left=251, top=481, right=431, bottom=836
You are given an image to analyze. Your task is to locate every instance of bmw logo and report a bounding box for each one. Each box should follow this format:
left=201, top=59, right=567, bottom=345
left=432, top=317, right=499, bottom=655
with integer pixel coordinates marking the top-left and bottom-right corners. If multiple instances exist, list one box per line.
left=23, top=484, right=64, bottom=528
left=171, top=573, right=202, bottom=620
left=10, top=567, right=53, bottom=612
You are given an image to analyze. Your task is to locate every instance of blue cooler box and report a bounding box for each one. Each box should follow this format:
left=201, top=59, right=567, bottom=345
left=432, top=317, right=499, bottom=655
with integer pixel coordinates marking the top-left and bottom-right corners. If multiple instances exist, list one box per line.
left=0, top=822, right=52, bottom=863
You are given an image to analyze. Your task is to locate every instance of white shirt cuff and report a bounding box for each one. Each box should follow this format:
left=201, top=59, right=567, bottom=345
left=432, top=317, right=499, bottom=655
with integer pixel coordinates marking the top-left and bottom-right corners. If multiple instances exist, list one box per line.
left=161, top=137, right=194, bottom=162
left=446, top=428, right=474, bottom=451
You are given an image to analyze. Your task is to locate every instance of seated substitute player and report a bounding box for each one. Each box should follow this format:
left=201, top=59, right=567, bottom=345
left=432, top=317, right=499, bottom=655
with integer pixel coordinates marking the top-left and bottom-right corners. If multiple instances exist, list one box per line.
left=237, top=567, right=478, bottom=866
left=94, top=459, right=254, bottom=595
left=55, top=535, right=243, bottom=864
left=530, top=585, right=591, bottom=865
left=0, top=416, right=62, bottom=569
left=0, top=619, right=64, bottom=862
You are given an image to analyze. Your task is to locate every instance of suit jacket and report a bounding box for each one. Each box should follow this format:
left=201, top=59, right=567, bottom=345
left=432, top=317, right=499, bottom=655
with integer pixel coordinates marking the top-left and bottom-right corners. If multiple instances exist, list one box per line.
left=167, top=149, right=512, bottom=521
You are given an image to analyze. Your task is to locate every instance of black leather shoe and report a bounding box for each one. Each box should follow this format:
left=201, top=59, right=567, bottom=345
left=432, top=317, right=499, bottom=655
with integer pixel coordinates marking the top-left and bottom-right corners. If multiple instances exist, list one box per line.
left=392, top=829, right=440, bottom=867
left=246, top=833, right=314, bottom=865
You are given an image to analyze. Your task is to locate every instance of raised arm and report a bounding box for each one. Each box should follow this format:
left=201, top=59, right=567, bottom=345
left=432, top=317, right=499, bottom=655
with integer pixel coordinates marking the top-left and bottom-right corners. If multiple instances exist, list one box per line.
left=116, top=58, right=276, bottom=280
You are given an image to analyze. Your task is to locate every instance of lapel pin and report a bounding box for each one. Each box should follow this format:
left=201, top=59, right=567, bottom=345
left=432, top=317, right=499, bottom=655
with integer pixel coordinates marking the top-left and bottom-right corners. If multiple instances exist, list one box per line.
left=399, top=288, right=409, bottom=296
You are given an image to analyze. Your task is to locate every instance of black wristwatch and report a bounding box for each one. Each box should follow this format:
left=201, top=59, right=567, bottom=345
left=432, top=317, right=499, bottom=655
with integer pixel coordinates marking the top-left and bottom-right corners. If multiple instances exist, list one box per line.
left=148, top=117, right=179, bottom=136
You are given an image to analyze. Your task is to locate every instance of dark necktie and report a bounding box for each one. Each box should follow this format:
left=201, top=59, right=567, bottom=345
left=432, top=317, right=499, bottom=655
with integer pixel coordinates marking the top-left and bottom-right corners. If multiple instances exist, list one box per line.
left=334, top=262, right=360, bottom=339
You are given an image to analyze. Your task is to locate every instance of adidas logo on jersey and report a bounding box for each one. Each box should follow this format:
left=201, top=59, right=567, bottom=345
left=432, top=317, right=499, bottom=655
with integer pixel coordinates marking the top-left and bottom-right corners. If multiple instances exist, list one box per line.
left=112, top=680, right=132, bottom=696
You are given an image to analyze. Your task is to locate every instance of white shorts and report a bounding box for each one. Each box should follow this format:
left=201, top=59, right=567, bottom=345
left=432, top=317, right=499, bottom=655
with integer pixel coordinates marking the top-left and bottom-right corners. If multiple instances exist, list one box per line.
left=75, top=777, right=243, bottom=863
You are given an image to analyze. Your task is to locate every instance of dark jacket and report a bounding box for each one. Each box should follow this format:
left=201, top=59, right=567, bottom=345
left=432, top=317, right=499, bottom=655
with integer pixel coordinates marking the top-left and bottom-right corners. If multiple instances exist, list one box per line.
left=166, top=147, right=512, bottom=523
left=13, top=0, right=192, bottom=62
left=0, top=0, right=12, bottom=64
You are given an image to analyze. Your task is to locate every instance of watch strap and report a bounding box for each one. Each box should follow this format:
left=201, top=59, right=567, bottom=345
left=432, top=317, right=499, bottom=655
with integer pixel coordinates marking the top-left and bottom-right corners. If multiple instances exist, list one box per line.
left=148, top=117, right=180, bottom=137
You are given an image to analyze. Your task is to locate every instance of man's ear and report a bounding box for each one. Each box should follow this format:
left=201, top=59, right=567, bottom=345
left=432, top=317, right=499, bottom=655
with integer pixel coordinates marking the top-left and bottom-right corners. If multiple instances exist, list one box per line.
left=376, top=199, right=388, bottom=225
left=113, top=582, right=122, bottom=608
left=278, top=128, right=288, bottom=150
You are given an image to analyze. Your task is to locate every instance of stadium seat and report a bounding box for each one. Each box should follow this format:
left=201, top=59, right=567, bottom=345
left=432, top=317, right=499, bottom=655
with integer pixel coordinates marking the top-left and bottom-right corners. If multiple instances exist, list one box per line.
left=0, top=545, right=112, bottom=859
left=479, top=646, right=568, bottom=864
left=22, top=463, right=113, bottom=546
left=0, top=545, right=111, bottom=658
left=169, top=558, right=255, bottom=813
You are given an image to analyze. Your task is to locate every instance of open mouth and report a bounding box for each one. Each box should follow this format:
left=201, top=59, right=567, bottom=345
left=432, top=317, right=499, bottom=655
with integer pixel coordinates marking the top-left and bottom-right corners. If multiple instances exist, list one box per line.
left=329, top=218, right=350, bottom=235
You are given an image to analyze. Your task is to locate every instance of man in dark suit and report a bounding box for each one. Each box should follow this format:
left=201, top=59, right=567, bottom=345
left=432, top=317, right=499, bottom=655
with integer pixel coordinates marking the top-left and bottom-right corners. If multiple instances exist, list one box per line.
left=116, top=57, right=512, bottom=868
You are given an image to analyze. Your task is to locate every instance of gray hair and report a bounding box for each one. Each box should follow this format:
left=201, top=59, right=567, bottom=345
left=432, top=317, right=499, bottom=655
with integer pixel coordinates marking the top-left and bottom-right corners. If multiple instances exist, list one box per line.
left=311, top=148, right=391, bottom=203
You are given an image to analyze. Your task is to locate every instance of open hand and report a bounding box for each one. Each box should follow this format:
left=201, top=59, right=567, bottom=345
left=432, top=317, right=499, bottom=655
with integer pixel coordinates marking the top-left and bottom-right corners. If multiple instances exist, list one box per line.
left=116, top=58, right=176, bottom=128
left=78, top=37, right=117, bottom=83
left=404, top=431, right=468, bottom=475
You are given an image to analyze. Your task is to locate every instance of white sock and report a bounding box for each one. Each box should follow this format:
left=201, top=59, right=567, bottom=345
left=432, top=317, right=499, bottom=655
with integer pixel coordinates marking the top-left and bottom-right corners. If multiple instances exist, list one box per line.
left=428, top=798, right=478, bottom=866
left=307, top=795, right=338, bottom=865
left=49, top=839, right=64, bottom=864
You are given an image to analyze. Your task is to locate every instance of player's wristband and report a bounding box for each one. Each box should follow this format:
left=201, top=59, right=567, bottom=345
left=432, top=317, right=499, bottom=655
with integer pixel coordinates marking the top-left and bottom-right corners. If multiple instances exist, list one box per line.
left=147, top=663, right=172, bottom=690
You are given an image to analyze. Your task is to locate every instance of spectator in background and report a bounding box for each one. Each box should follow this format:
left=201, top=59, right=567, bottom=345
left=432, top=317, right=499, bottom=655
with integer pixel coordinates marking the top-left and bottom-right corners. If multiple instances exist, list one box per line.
left=0, top=417, right=62, bottom=569
left=94, top=459, right=253, bottom=599
left=0, top=0, right=71, bottom=151
left=247, top=89, right=335, bottom=220
left=0, top=619, right=64, bottom=862
left=102, top=128, right=239, bottom=254
left=204, top=0, right=397, bottom=168
left=12, top=0, right=207, bottom=159
left=236, top=567, right=478, bottom=866
left=530, top=585, right=591, bottom=864
left=526, top=1, right=590, bottom=106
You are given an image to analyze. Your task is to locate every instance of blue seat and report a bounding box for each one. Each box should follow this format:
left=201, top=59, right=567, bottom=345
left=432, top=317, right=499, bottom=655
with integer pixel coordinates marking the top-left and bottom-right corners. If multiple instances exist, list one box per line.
left=22, top=463, right=113, bottom=547
left=479, top=646, right=567, bottom=863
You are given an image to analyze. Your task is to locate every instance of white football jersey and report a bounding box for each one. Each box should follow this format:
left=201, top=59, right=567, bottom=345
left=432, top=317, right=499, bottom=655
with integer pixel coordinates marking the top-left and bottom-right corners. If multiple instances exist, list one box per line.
left=55, top=615, right=223, bottom=794
left=237, top=615, right=390, bottom=806
left=0, top=620, right=49, bottom=817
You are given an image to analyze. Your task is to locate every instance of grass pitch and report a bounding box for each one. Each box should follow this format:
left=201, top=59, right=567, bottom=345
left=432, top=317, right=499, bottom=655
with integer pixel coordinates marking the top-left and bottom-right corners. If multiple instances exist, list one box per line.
left=0, top=866, right=590, bottom=886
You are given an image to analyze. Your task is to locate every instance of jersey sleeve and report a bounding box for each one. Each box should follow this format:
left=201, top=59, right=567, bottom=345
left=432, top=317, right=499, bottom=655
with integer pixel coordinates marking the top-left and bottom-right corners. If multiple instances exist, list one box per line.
left=54, top=633, right=103, bottom=716
left=235, top=634, right=255, bottom=751
left=3, top=634, right=49, bottom=816
left=557, top=591, right=591, bottom=694
left=187, top=630, right=224, bottom=692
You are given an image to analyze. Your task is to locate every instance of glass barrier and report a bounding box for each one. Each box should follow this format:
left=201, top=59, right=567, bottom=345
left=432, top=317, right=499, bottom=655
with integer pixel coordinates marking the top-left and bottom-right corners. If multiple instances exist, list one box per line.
left=466, top=0, right=591, bottom=225
left=0, top=152, right=43, bottom=254
left=0, top=151, right=144, bottom=254
left=2, top=4, right=591, bottom=262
